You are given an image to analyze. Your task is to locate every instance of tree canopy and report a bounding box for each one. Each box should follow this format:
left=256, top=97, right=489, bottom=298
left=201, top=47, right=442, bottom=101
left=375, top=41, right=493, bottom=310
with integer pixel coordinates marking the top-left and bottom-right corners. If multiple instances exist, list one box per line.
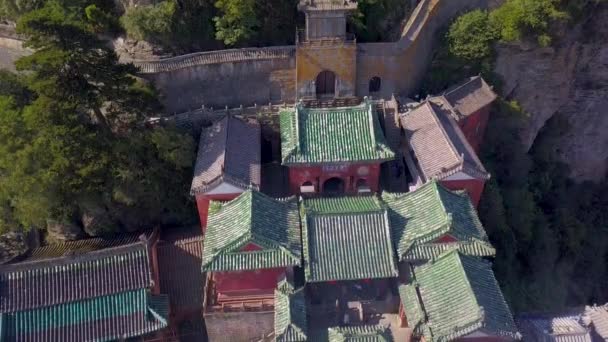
left=0, top=0, right=195, bottom=236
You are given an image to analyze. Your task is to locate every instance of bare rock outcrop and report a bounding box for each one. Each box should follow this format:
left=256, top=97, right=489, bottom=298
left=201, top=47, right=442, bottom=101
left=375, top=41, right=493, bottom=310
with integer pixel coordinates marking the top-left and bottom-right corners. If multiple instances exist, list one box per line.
left=46, top=219, right=86, bottom=242
left=0, top=230, right=26, bottom=263
left=494, top=5, right=608, bottom=182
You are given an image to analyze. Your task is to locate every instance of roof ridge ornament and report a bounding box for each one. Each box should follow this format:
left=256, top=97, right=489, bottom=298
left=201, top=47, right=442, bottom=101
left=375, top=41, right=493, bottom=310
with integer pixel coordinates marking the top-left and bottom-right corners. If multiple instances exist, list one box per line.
left=364, top=96, right=377, bottom=148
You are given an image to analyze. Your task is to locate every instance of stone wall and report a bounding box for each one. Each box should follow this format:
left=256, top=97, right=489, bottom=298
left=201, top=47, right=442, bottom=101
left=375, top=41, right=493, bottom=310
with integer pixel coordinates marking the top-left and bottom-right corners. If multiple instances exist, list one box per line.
left=133, top=0, right=500, bottom=113
left=296, top=42, right=357, bottom=98
left=137, top=47, right=296, bottom=113
left=355, top=0, right=501, bottom=99
left=204, top=311, right=274, bottom=342
left=0, top=24, right=29, bottom=72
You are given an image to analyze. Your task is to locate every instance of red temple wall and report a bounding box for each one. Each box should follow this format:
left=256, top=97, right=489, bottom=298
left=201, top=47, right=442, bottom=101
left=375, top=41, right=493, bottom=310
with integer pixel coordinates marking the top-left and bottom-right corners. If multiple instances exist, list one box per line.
left=288, top=163, right=382, bottom=195
left=195, top=193, right=241, bottom=232
left=214, top=268, right=286, bottom=295
left=457, top=106, right=490, bottom=153
left=440, top=178, right=485, bottom=208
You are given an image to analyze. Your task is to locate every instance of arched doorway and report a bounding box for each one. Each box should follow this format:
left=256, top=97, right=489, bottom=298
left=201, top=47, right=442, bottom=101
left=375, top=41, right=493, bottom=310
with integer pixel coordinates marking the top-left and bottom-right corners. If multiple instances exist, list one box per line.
left=316, top=70, right=336, bottom=97
left=323, top=177, right=344, bottom=194
left=369, top=76, right=381, bottom=93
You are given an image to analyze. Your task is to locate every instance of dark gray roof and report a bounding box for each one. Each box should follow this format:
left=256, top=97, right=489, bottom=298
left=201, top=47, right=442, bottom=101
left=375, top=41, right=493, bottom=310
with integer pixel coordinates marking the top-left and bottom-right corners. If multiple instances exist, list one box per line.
left=0, top=242, right=152, bottom=313
left=13, top=231, right=152, bottom=262
left=441, top=76, right=497, bottom=120
left=190, top=116, right=261, bottom=195
left=517, top=312, right=592, bottom=342
left=400, top=101, right=489, bottom=181
left=157, top=227, right=204, bottom=313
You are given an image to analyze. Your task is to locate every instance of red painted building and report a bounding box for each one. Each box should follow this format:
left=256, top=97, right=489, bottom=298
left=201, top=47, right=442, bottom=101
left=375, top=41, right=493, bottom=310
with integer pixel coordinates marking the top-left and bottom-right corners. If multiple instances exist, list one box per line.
left=280, top=100, right=395, bottom=195
left=200, top=190, right=302, bottom=341
left=431, top=76, right=498, bottom=153
left=190, top=116, right=261, bottom=230
left=400, top=98, right=490, bottom=207
left=398, top=251, right=520, bottom=341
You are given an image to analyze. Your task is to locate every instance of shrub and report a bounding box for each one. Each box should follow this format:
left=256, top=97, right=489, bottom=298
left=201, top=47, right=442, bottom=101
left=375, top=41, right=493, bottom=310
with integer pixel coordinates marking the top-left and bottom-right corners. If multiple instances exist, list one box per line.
left=489, top=0, right=568, bottom=43
left=120, top=0, right=176, bottom=41
left=213, top=0, right=258, bottom=46
left=447, top=10, right=499, bottom=61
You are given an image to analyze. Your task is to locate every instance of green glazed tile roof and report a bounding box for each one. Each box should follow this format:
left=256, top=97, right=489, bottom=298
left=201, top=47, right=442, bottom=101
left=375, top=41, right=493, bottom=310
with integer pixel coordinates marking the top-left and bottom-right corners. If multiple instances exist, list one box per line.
left=402, top=240, right=495, bottom=261
left=382, top=181, right=494, bottom=261
left=301, top=196, right=398, bottom=283
left=1, top=289, right=168, bottom=342
left=327, top=325, right=394, bottom=341
left=398, top=284, right=424, bottom=330
left=400, top=251, right=519, bottom=342
left=275, top=280, right=308, bottom=342
left=280, top=101, right=395, bottom=165
left=202, top=190, right=302, bottom=272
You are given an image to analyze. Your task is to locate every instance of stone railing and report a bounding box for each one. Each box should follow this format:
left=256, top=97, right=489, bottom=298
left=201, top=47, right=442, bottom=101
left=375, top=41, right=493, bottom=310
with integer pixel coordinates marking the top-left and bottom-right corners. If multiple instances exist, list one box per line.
left=130, top=45, right=295, bottom=74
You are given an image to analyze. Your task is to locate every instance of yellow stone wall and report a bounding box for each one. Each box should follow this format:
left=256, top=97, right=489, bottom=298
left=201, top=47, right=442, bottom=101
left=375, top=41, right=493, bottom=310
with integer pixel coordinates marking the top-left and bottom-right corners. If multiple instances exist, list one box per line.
left=296, top=43, right=357, bottom=98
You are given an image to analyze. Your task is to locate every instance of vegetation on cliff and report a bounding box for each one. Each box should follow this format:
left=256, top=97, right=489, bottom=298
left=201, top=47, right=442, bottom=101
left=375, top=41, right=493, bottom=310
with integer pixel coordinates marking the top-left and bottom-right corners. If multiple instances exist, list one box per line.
left=421, top=0, right=608, bottom=312
left=1, top=0, right=408, bottom=52
left=0, top=0, right=196, bottom=237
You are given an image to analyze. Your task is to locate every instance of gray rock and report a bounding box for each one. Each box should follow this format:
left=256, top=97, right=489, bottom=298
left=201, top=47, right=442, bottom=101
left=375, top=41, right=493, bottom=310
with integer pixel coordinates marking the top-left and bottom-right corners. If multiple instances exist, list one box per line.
left=80, top=202, right=116, bottom=237
left=46, top=219, right=85, bottom=242
left=0, top=230, right=27, bottom=263
left=494, top=5, right=608, bottom=182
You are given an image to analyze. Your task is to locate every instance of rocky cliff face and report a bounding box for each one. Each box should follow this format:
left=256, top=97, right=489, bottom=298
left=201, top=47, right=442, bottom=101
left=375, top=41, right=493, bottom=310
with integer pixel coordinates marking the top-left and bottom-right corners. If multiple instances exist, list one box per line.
left=494, top=4, right=608, bottom=182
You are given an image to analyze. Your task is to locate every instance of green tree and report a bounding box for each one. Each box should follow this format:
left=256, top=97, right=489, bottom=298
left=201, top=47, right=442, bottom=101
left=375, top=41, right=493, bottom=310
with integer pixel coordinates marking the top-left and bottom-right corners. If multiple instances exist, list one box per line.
left=213, top=0, right=258, bottom=46
left=448, top=10, right=499, bottom=61
left=17, top=0, right=158, bottom=129
left=0, top=0, right=42, bottom=20
left=120, top=0, right=176, bottom=42
left=0, top=0, right=196, bottom=234
left=350, top=0, right=409, bottom=42
left=490, top=0, right=568, bottom=45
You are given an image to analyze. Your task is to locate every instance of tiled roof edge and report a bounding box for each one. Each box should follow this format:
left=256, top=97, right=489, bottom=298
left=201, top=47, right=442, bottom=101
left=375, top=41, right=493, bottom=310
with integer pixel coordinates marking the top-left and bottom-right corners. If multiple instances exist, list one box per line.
left=0, top=241, right=149, bottom=273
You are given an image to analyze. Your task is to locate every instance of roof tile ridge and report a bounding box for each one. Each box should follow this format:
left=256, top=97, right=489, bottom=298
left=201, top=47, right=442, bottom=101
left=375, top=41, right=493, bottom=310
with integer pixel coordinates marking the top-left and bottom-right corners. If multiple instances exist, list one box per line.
left=246, top=190, right=257, bottom=242
left=433, top=181, right=454, bottom=230
left=443, top=76, right=477, bottom=98
left=0, top=240, right=148, bottom=273
left=437, top=95, right=461, bottom=120
left=381, top=209, right=399, bottom=275
left=218, top=115, right=230, bottom=178
left=366, top=99, right=378, bottom=148
left=442, top=110, right=489, bottom=177
left=295, top=102, right=303, bottom=152
left=426, top=102, right=463, bottom=170
left=455, top=252, right=488, bottom=327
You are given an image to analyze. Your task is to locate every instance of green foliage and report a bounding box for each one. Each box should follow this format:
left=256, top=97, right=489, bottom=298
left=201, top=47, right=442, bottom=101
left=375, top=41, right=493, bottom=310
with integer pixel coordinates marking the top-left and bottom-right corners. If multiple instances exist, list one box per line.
left=0, top=0, right=196, bottom=234
left=350, top=0, right=409, bottom=42
left=85, top=4, right=119, bottom=33
left=0, top=0, right=42, bottom=20
left=213, top=0, right=258, bottom=46
left=447, top=10, right=499, bottom=61
left=477, top=98, right=608, bottom=312
left=489, top=0, right=568, bottom=43
left=120, top=0, right=176, bottom=42
left=0, top=70, right=34, bottom=107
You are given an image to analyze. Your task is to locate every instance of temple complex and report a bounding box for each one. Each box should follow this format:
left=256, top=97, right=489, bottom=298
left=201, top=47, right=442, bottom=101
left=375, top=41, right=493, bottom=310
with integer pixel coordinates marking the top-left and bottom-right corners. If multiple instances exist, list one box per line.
left=0, top=1, right=519, bottom=341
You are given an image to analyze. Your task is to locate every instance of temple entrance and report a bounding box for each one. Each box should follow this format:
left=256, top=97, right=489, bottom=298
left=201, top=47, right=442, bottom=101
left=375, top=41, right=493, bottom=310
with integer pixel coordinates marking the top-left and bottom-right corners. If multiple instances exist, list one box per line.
left=323, top=177, right=344, bottom=194
left=316, top=70, right=336, bottom=97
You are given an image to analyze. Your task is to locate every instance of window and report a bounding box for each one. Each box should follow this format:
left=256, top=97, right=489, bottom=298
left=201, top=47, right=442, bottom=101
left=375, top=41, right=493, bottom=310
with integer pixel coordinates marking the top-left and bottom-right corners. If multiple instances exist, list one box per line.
left=369, top=76, right=381, bottom=93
